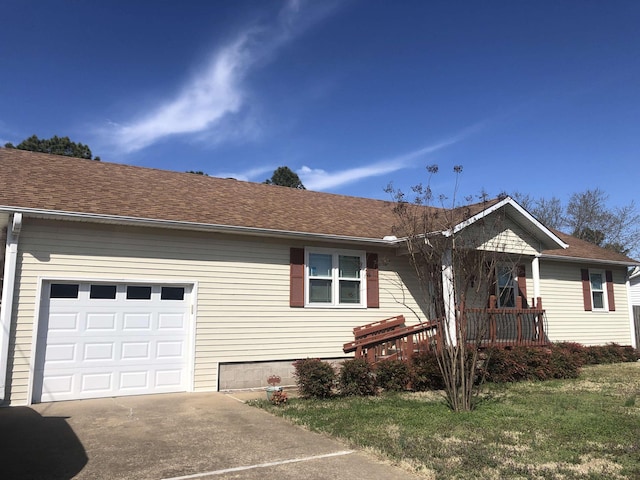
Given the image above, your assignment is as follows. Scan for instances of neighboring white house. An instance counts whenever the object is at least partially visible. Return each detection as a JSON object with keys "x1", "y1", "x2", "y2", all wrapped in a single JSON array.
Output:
[
  {"x1": 0, "y1": 149, "x2": 638, "y2": 406},
  {"x1": 630, "y1": 267, "x2": 640, "y2": 306},
  {"x1": 630, "y1": 267, "x2": 640, "y2": 349}
]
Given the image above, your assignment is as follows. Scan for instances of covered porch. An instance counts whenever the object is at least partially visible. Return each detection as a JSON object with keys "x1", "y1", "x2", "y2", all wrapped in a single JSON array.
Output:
[{"x1": 343, "y1": 297, "x2": 548, "y2": 364}]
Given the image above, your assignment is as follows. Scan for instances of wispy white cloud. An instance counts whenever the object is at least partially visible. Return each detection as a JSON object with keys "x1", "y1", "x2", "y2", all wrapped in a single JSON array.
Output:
[
  {"x1": 299, "y1": 161, "x2": 404, "y2": 191},
  {"x1": 106, "y1": 37, "x2": 248, "y2": 153},
  {"x1": 213, "y1": 165, "x2": 275, "y2": 182},
  {"x1": 298, "y1": 121, "x2": 486, "y2": 191},
  {"x1": 100, "y1": 0, "x2": 338, "y2": 154}
]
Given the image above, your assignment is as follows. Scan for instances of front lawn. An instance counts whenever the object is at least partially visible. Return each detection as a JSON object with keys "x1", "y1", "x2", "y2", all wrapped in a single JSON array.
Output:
[{"x1": 251, "y1": 363, "x2": 640, "y2": 479}]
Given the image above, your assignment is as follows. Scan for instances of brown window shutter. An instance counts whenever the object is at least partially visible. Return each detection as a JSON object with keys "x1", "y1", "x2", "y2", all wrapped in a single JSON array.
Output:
[
  {"x1": 290, "y1": 248, "x2": 305, "y2": 307},
  {"x1": 516, "y1": 264, "x2": 528, "y2": 307},
  {"x1": 605, "y1": 270, "x2": 615, "y2": 311},
  {"x1": 366, "y1": 253, "x2": 379, "y2": 308},
  {"x1": 581, "y1": 269, "x2": 592, "y2": 311}
]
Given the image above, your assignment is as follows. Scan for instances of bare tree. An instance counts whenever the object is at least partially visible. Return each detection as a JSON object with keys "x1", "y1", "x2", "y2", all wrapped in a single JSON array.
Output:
[
  {"x1": 533, "y1": 197, "x2": 564, "y2": 230},
  {"x1": 566, "y1": 189, "x2": 639, "y2": 256},
  {"x1": 565, "y1": 188, "x2": 610, "y2": 237},
  {"x1": 387, "y1": 166, "x2": 515, "y2": 411},
  {"x1": 512, "y1": 192, "x2": 563, "y2": 229},
  {"x1": 514, "y1": 188, "x2": 639, "y2": 257}
]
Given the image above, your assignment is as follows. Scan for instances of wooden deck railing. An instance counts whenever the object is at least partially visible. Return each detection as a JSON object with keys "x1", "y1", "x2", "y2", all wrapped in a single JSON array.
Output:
[
  {"x1": 463, "y1": 296, "x2": 548, "y2": 347},
  {"x1": 343, "y1": 315, "x2": 440, "y2": 363},
  {"x1": 344, "y1": 298, "x2": 549, "y2": 364}
]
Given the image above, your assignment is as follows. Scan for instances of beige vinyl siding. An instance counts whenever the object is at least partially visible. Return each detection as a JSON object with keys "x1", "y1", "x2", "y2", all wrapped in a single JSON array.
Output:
[
  {"x1": 468, "y1": 216, "x2": 540, "y2": 256},
  {"x1": 7, "y1": 219, "x2": 428, "y2": 405},
  {"x1": 539, "y1": 260, "x2": 632, "y2": 345},
  {"x1": 630, "y1": 276, "x2": 640, "y2": 306}
]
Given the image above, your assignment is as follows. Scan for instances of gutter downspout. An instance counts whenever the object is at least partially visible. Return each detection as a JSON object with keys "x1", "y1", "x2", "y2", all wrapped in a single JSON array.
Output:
[{"x1": 0, "y1": 213, "x2": 22, "y2": 402}]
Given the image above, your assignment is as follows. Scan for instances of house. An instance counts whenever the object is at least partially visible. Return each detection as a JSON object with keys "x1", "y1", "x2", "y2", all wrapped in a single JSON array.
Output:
[
  {"x1": 630, "y1": 268, "x2": 640, "y2": 305},
  {"x1": 0, "y1": 149, "x2": 637, "y2": 406},
  {"x1": 630, "y1": 267, "x2": 640, "y2": 347}
]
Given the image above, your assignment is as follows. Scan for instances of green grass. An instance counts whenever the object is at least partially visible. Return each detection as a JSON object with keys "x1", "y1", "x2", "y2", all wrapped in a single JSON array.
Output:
[{"x1": 251, "y1": 363, "x2": 640, "y2": 479}]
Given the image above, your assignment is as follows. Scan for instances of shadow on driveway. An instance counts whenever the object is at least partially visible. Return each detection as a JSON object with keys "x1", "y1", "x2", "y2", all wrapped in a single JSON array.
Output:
[
  {"x1": 1, "y1": 393, "x2": 418, "y2": 479},
  {"x1": 0, "y1": 406, "x2": 87, "y2": 479}
]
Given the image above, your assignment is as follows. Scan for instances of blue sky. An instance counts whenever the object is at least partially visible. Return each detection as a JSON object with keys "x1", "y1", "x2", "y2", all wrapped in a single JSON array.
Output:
[{"x1": 1, "y1": 0, "x2": 639, "y2": 207}]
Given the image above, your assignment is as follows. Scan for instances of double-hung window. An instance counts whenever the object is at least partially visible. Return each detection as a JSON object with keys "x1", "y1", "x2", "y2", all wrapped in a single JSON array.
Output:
[
  {"x1": 580, "y1": 268, "x2": 615, "y2": 312},
  {"x1": 306, "y1": 249, "x2": 365, "y2": 307},
  {"x1": 589, "y1": 270, "x2": 606, "y2": 310}
]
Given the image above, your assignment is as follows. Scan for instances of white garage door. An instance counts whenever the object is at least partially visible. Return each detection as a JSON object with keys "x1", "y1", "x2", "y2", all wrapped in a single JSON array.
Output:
[{"x1": 34, "y1": 282, "x2": 192, "y2": 403}]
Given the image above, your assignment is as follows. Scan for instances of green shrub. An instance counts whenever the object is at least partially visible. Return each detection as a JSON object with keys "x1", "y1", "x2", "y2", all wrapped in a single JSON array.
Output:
[
  {"x1": 549, "y1": 344, "x2": 582, "y2": 379},
  {"x1": 483, "y1": 346, "x2": 582, "y2": 383},
  {"x1": 292, "y1": 358, "x2": 336, "y2": 398},
  {"x1": 553, "y1": 342, "x2": 588, "y2": 366},
  {"x1": 483, "y1": 347, "x2": 536, "y2": 383},
  {"x1": 339, "y1": 358, "x2": 377, "y2": 396},
  {"x1": 584, "y1": 343, "x2": 639, "y2": 364},
  {"x1": 619, "y1": 345, "x2": 640, "y2": 362},
  {"x1": 411, "y1": 351, "x2": 445, "y2": 391},
  {"x1": 375, "y1": 359, "x2": 411, "y2": 391},
  {"x1": 551, "y1": 342, "x2": 638, "y2": 367}
]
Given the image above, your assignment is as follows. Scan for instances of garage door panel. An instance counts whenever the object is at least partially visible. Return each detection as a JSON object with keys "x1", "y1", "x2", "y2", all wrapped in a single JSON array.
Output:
[
  {"x1": 120, "y1": 371, "x2": 149, "y2": 390},
  {"x1": 81, "y1": 372, "x2": 113, "y2": 393},
  {"x1": 86, "y1": 313, "x2": 117, "y2": 331},
  {"x1": 156, "y1": 340, "x2": 184, "y2": 359},
  {"x1": 45, "y1": 343, "x2": 77, "y2": 363},
  {"x1": 48, "y1": 313, "x2": 81, "y2": 332},
  {"x1": 42, "y1": 375, "x2": 74, "y2": 397},
  {"x1": 158, "y1": 313, "x2": 186, "y2": 330},
  {"x1": 83, "y1": 342, "x2": 115, "y2": 362},
  {"x1": 123, "y1": 313, "x2": 152, "y2": 330},
  {"x1": 156, "y1": 369, "x2": 183, "y2": 388},
  {"x1": 121, "y1": 342, "x2": 151, "y2": 360},
  {"x1": 36, "y1": 282, "x2": 191, "y2": 403}
]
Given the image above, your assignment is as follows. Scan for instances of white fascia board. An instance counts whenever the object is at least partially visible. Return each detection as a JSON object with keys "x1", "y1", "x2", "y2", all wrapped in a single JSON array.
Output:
[
  {"x1": 629, "y1": 266, "x2": 640, "y2": 279},
  {"x1": 539, "y1": 253, "x2": 640, "y2": 267},
  {"x1": 0, "y1": 206, "x2": 397, "y2": 247},
  {"x1": 443, "y1": 197, "x2": 568, "y2": 249}
]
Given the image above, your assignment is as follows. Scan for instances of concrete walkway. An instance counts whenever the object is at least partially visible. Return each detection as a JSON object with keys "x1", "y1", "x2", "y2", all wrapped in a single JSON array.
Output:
[{"x1": 0, "y1": 392, "x2": 419, "y2": 479}]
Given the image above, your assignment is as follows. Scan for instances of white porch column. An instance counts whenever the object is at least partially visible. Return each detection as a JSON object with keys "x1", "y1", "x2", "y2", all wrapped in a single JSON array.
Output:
[
  {"x1": 0, "y1": 213, "x2": 22, "y2": 401},
  {"x1": 441, "y1": 248, "x2": 457, "y2": 346},
  {"x1": 532, "y1": 256, "x2": 541, "y2": 305}
]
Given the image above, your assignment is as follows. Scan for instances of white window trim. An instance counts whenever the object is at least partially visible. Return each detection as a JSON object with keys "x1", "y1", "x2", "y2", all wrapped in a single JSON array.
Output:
[
  {"x1": 304, "y1": 247, "x2": 367, "y2": 308},
  {"x1": 589, "y1": 269, "x2": 609, "y2": 311}
]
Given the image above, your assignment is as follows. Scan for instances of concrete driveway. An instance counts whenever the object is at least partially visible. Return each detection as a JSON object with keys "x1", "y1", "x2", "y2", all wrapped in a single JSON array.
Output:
[{"x1": 0, "y1": 392, "x2": 418, "y2": 479}]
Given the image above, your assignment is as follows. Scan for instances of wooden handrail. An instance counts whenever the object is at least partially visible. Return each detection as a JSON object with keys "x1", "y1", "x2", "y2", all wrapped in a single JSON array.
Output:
[
  {"x1": 352, "y1": 315, "x2": 405, "y2": 340},
  {"x1": 345, "y1": 301, "x2": 550, "y2": 366},
  {"x1": 343, "y1": 320, "x2": 440, "y2": 353}
]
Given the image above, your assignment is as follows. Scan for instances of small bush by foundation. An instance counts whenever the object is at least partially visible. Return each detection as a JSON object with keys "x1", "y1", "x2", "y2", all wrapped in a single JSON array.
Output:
[
  {"x1": 339, "y1": 358, "x2": 377, "y2": 396},
  {"x1": 321, "y1": 343, "x2": 637, "y2": 396},
  {"x1": 375, "y1": 359, "x2": 411, "y2": 391},
  {"x1": 292, "y1": 358, "x2": 336, "y2": 398},
  {"x1": 481, "y1": 342, "x2": 638, "y2": 384},
  {"x1": 411, "y1": 351, "x2": 445, "y2": 391},
  {"x1": 584, "y1": 343, "x2": 639, "y2": 364}
]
